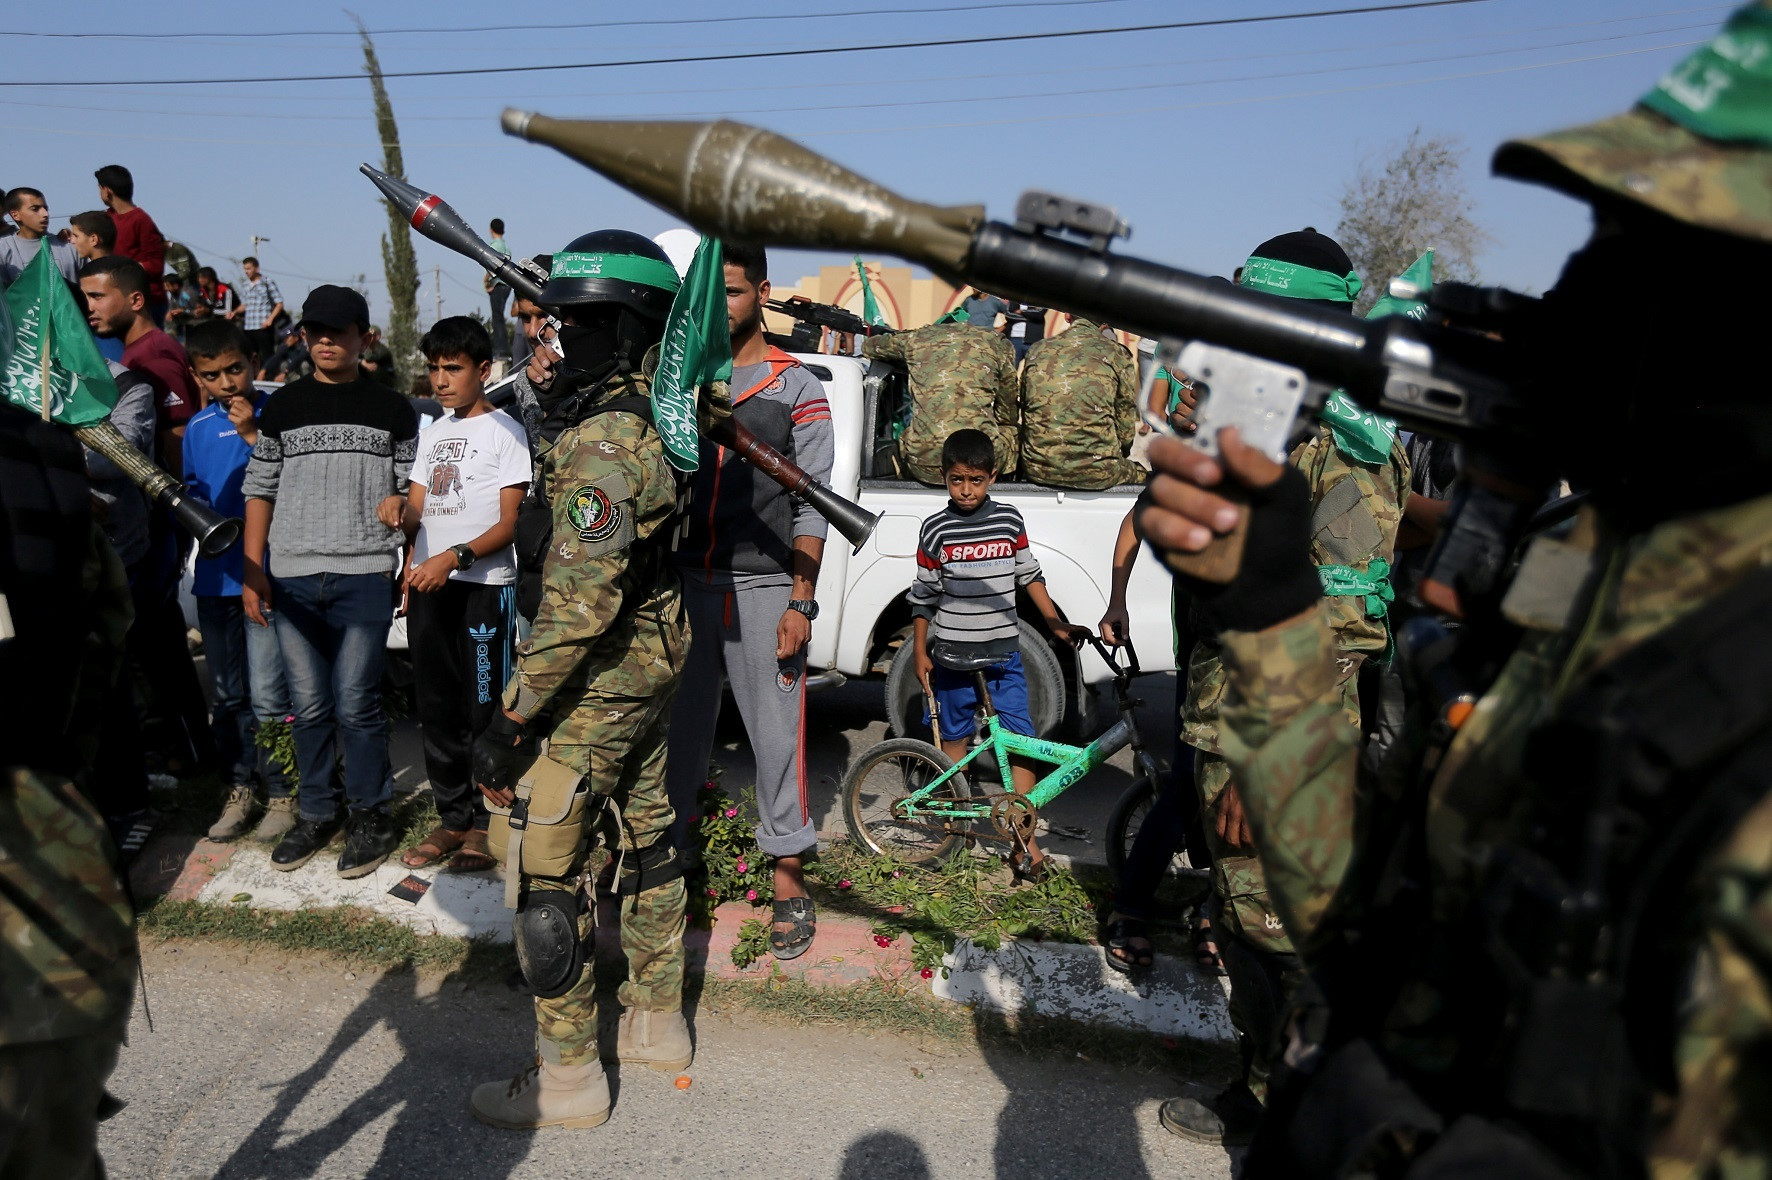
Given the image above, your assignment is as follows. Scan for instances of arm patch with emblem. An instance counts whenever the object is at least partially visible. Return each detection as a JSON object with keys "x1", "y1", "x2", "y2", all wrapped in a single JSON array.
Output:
[{"x1": 561, "y1": 473, "x2": 635, "y2": 557}]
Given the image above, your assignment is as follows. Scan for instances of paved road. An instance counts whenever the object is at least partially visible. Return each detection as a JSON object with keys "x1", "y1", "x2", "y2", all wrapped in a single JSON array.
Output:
[{"x1": 103, "y1": 942, "x2": 1232, "y2": 1180}]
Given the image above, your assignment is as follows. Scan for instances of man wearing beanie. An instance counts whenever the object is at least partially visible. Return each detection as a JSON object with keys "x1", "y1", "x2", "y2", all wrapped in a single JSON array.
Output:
[{"x1": 1163, "y1": 228, "x2": 1410, "y2": 1146}]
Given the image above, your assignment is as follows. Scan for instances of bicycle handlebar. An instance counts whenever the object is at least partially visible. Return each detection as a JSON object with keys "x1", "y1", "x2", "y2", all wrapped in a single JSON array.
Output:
[{"x1": 1084, "y1": 634, "x2": 1141, "y2": 680}]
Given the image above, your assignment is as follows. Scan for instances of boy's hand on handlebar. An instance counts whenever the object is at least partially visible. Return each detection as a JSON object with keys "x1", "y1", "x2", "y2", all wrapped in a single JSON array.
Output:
[
  {"x1": 1097, "y1": 606, "x2": 1129, "y2": 646},
  {"x1": 1048, "y1": 620, "x2": 1091, "y2": 646}
]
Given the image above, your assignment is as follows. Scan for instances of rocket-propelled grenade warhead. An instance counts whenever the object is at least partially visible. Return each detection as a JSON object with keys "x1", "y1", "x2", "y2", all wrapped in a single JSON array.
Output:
[
  {"x1": 499, "y1": 111, "x2": 982, "y2": 279},
  {"x1": 358, "y1": 163, "x2": 547, "y2": 305}
]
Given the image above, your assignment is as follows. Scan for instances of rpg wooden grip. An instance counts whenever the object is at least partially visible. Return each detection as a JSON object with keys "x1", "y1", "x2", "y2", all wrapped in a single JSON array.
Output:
[{"x1": 1160, "y1": 493, "x2": 1249, "y2": 585}]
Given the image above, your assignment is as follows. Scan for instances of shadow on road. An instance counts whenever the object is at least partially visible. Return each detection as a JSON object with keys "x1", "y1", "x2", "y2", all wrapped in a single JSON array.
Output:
[
  {"x1": 839, "y1": 1130, "x2": 934, "y2": 1179},
  {"x1": 209, "y1": 940, "x2": 533, "y2": 1180}
]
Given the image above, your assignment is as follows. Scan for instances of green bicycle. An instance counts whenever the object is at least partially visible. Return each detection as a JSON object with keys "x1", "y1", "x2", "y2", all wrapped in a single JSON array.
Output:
[{"x1": 841, "y1": 636, "x2": 1162, "y2": 866}]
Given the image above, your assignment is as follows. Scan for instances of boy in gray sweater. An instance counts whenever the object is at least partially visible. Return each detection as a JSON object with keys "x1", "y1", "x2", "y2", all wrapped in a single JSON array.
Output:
[{"x1": 241, "y1": 285, "x2": 417, "y2": 879}]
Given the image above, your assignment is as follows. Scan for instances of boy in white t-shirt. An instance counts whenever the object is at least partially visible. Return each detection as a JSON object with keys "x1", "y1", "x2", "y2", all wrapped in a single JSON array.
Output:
[{"x1": 397, "y1": 317, "x2": 532, "y2": 871}]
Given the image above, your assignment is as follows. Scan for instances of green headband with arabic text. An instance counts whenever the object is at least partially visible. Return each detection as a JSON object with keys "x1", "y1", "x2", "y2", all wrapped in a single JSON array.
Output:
[
  {"x1": 1238, "y1": 255, "x2": 1362, "y2": 304},
  {"x1": 549, "y1": 251, "x2": 682, "y2": 293}
]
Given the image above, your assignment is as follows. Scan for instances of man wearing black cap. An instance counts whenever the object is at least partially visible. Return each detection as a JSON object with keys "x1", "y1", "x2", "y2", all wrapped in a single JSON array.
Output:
[{"x1": 241, "y1": 284, "x2": 418, "y2": 879}]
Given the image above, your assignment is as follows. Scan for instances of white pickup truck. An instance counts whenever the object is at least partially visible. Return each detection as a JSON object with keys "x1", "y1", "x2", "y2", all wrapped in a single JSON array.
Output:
[{"x1": 794, "y1": 352, "x2": 1173, "y2": 739}]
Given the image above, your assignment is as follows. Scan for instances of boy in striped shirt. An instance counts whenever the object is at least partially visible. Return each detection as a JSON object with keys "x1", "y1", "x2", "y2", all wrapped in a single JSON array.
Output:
[{"x1": 908, "y1": 429, "x2": 1088, "y2": 880}]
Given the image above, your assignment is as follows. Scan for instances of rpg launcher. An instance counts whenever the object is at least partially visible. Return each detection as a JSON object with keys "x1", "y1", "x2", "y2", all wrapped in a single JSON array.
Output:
[
  {"x1": 359, "y1": 162, "x2": 878, "y2": 555},
  {"x1": 499, "y1": 110, "x2": 1548, "y2": 606}
]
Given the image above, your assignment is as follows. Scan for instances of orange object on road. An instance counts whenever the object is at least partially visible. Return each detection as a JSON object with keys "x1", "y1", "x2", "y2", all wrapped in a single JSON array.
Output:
[{"x1": 675, "y1": 1075, "x2": 693, "y2": 1090}]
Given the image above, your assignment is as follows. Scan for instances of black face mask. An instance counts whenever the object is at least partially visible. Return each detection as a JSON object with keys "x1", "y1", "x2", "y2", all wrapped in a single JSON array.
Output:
[{"x1": 1519, "y1": 217, "x2": 1772, "y2": 525}]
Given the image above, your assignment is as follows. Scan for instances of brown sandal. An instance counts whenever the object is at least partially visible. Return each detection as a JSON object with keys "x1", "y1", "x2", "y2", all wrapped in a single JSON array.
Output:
[
  {"x1": 448, "y1": 828, "x2": 497, "y2": 874},
  {"x1": 401, "y1": 825, "x2": 467, "y2": 868}
]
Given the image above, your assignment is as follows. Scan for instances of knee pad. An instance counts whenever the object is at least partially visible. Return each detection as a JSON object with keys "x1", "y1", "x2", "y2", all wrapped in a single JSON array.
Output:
[
  {"x1": 616, "y1": 838, "x2": 685, "y2": 897},
  {"x1": 513, "y1": 887, "x2": 587, "y2": 999}
]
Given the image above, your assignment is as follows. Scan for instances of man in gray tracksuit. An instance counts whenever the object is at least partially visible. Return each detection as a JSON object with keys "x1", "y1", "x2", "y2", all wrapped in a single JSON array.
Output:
[{"x1": 664, "y1": 240, "x2": 834, "y2": 961}]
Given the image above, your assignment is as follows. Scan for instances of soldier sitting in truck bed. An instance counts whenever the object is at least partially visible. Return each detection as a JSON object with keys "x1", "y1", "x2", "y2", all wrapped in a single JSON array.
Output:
[
  {"x1": 1018, "y1": 313, "x2": 1144, "y2": 490},
  {"x1": 862, "y1": 310, "x2": 1019, "y2": 486}
]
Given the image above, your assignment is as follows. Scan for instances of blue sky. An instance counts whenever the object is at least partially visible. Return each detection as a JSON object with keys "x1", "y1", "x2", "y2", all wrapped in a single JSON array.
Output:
[{"x1": 0, "y1": 0, "x2": 1723, "y2": 326}]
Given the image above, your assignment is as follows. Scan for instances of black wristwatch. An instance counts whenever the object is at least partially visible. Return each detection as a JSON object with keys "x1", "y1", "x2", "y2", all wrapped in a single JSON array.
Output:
[
  {"x1": 449, "y1": 543, "x2": 478, "y2": 572},
  {"x1": 787, "y1": 598, "x2": 819, "y2": 621}
]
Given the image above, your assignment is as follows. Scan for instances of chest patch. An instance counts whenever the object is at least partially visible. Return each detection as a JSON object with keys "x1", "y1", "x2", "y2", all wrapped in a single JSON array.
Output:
[{"x1": 566, "y1": 484, "x2": 622, "y2": 542}]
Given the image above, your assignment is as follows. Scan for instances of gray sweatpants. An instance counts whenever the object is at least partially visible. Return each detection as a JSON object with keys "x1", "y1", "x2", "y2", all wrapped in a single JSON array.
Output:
[{"x1": 665, "y1": 580, "x2": 817, "y2": 859}]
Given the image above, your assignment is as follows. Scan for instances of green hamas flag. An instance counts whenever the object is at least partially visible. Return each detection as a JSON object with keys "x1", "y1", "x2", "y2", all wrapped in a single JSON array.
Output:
[
  {"x1": 1317, "y1": 250, "x2": 1434, "y2": 464},
  {"x1": 854, "y1": 256, "x2": 887, "y2": 328},
  {"x1": 0, "y1": 246, "x2": 119, "y2": 426},
  {"x1": 652, "y1": 236, "x2": 733, "y2": 472}
]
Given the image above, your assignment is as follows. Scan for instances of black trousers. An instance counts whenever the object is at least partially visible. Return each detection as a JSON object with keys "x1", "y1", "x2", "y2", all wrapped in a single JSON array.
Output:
[{"x1": 408, "y1": 579, "x2": 517, "y2": 831}]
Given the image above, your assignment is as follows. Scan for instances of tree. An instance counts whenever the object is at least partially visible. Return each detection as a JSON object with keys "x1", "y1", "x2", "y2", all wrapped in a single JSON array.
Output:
[
  {"x1": 355, "y1": 17, "x2": 420, "y2": 380},
  {"x1": 1336, "y1": 128, "x2": 1487, "y2": 315}
]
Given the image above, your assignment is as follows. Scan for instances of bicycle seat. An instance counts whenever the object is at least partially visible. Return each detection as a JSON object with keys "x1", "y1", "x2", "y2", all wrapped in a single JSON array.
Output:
[{"x1": 930, "y1": 641, "x2": 1011, "y2": 673}]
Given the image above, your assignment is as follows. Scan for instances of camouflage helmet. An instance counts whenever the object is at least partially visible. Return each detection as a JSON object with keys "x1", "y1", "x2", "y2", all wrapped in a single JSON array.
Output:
[{"x1": 1495, "y1": 2, "x2": 1772, "y2": 242}]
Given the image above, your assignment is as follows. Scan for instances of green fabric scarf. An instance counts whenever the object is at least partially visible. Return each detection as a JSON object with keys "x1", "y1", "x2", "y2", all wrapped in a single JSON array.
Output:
[{"x1": 1239, "y1": 255, "x2": 1362, "y2": 304}]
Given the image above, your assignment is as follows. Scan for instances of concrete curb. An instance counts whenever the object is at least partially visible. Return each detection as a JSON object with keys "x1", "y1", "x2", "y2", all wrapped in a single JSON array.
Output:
[{"x1": 139, "y1": 835, "x2": 1232, "y2": 1043}]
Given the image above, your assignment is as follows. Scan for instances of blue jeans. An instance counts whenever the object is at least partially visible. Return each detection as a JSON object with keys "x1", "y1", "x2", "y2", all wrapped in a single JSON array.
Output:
[
  {"x1": 195, "y1": 595, "x2": 293, "y2": 796},
  {"x1": 272, "y1": 572, "x2": 394, "y2": 820}
]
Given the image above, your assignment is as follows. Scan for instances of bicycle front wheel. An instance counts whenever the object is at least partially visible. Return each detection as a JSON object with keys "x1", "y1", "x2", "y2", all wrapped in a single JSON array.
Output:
[{"x1": 842, "y1": 738, "x2": 972, "y2": 865}]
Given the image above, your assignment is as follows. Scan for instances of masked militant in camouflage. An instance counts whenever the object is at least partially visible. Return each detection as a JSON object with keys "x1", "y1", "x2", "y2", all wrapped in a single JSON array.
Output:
[
  {"x1": 469, "y1": 232, "x2": 693, "y2": 1132},
  {"x1": 1017, "y1": 317, "x2": 1143, "y2": 491}
]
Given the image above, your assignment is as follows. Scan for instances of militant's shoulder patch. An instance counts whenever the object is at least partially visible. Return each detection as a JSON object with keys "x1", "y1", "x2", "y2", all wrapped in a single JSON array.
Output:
[{"x1": 558, "y1": 472, "x2": 636, "y2": 559}]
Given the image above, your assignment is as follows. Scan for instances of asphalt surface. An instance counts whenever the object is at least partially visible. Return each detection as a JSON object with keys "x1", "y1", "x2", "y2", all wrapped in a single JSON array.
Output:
[{"x1": 102, "y1": 942, "x2": 1233, "y2": 1180}]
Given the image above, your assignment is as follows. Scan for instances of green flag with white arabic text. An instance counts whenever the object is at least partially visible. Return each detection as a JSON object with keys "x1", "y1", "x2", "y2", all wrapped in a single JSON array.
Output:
[
  {"x1": 0, "y1": 246, "x2": 119, "y2": 426},
  {"x1": 652, "y1": 236, "x2": 733, "y2": 472},
  {"x1": 854, "y1": 257, "x2": 887, "y2": 328}
]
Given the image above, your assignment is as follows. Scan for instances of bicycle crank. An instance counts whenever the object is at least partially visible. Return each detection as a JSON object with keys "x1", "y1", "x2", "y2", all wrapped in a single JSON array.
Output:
[{"x1": 990, "y1": 794, "x2": 1037, "y2": 844}]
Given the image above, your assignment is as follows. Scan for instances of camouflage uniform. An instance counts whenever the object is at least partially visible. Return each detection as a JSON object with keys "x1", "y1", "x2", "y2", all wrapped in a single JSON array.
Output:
[
  {"x1": 503, "y1": 365, "x2": 689, "y2": 1066},
  {"x1": 0, "y1": 409, "x2": 137, "y2": 1179},
  {"x1": 862, "y1": 323, "x2": 1019, "y2": 484},
  {"x1": 1184, "y1": 425, "x2": 1406, "y2": 1097},
  {"x1": 1017, "y1": 318, "x2": 1144, "y2": 490},
  {"x1": 1219, "y1": 497, "x2": 1772, "y2": 1175},
  {"x1": 1199, "y1": 9, "x2": 1772, "y2": 1169}
]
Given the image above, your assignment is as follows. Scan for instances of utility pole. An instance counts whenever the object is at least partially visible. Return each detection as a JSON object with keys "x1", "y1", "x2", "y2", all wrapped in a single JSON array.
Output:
[
  {"x1": 250, "y1": 234, "x2": 269, "y2": 258},
  {"x1": 434, "y1": 264, "x2": 442, "y2": 324}
]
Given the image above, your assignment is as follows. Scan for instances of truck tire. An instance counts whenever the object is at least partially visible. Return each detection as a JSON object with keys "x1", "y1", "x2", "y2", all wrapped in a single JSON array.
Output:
[{"x1": 884, "y1": 619, "x2": 1064, "y2": 739}]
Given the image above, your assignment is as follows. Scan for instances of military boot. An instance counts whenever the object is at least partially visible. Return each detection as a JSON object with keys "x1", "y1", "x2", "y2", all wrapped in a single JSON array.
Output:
[
  {"x1": 1158, "y1": 1083, "x2": 1263, "y2": 1146},
  {"x1": 616, "y1": 1007, "x2": 693, "y2": 1072},
  {"x1": 252, "y1": 795, "x2": 298, "y2": 842},
  {"x1": 469, "y1": 1056, "x2": 610, "y2": 1130},
  {"x1": 207, "y1": 785, "x2": 258, "y2": 840}
]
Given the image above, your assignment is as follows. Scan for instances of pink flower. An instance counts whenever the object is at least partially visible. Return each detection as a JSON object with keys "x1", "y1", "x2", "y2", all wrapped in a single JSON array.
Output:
[
  {"x1": 874, "y1": 935, "x2": 892, "y2": 948},
  {"x1": 283, "y1": 714, "x2": 296, "y2": 723},
  {"x1": 724, "y1": 808, "x2": 738, "y2": 819},
  {"x1": 920, "y1": 968, "x2": 934, "y2": 980},
  {"x1": 687, "y1": 815, "x2": 701, "y2": 826},
  {"x1": 746, "y1": 889, "x2": 758, "y2": 902},
  {"x1": 892, "y1": 870, "x2": 902, "y2": 879},
  {"x1": 705, "y1": 888, "x2": 717, "y2": 897},
  {"x1": 838, "y1": 879, "x2": 852, "y2": 890},
  {"x1": 704, "y1": 780, "x2": 717, "y2": 789},
  {"x1": 735, "y1": 860, "x2": 748, "y2": 874}
]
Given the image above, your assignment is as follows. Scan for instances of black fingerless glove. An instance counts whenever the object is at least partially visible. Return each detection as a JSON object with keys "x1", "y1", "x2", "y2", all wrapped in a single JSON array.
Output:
[
  {"x1": 1146, "y1": 466, "x2": 1321, "y2": 634},
  {"x1": 472, "y1": 711, "x2": 533, "y2": 795}
]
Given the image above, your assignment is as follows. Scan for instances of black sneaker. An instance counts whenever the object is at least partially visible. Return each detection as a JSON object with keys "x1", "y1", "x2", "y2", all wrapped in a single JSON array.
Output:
[
  {"x1": 1158, "y1": 1083, "x2": 1263, "y2": 1146},
  {"x1": 271, "y1": 814, "x2": 340, "y2": 872},
  {"x1": 337, "y1": 809, "x2": 396, "y2": 880}
]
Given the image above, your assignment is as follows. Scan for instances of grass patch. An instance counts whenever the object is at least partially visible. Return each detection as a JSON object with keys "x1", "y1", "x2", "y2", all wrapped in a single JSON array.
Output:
[{"x1": 139, "y1": 897, "x2": 506, "y2": 979}]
